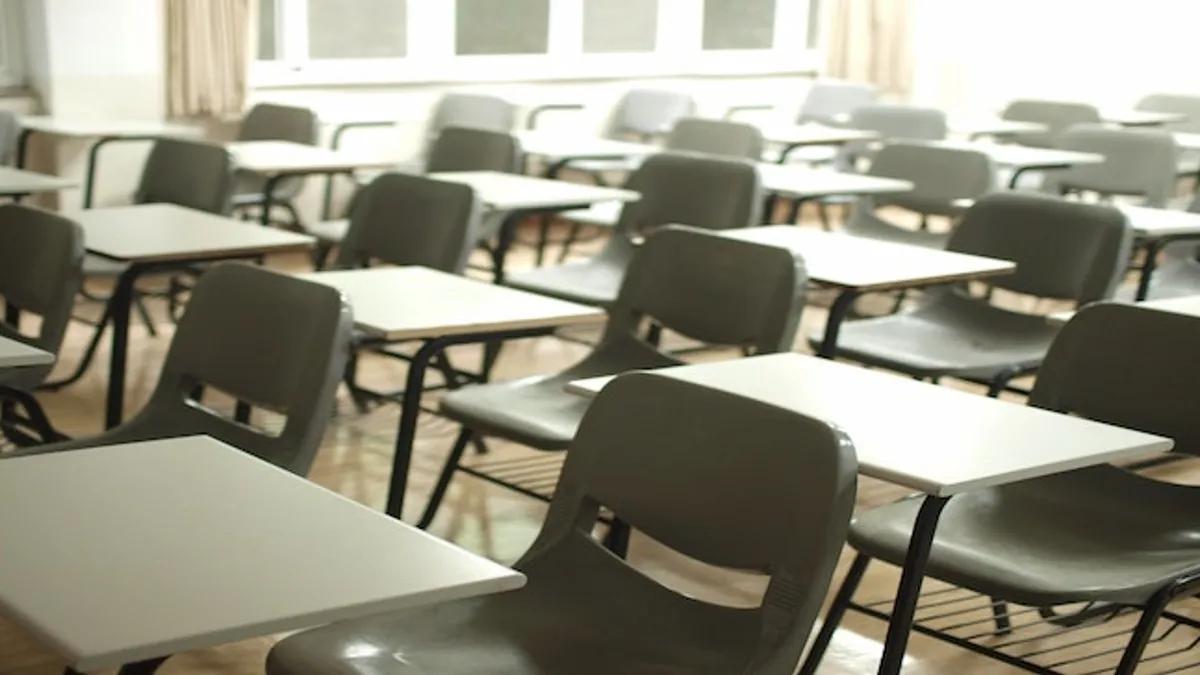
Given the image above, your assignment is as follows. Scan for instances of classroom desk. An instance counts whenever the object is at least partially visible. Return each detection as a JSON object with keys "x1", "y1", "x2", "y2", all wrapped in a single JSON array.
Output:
[
  {"x1": 953, "y1": 118, "x2": 1048, "y2": 139},
  {"x1": 719, "y1": 226, "x2": 1015, "y2": 356},
  {"x1": 560, "y1": 165, "x2": 913, "y2": 229},
  {"x1": 565, "y1": 353, "x2": 1172, "y2": 675},
  {"x1": 227, "y1": 140, "x2": 397, "y2": 227},
  {"x1": 0, "y1": 335, "x2": 52, "y2": 370},
  {"x1": 427, "y1": 170, "x2": 640, "y2": 277},
  {"x1": 71, "y1": 204, "x2": 314, "y2": 428},
  {"x1": 15, "y1": 116, "x2": 201, "y2": 208},
  {"x1": 298, "y1": 266, "x2": 605, "y2": 520},
  {"x1": 515, "y1": 130, "x2": 661, "y2": 176},
  {"x1": 756, "y1": 123, "x2": 881, "y2": 163},
  {"x1": 1115, "y1": 205, "x2": 1200, "y2": 300},
  {"x1": 0, "y1": 435, "x2": 523, "y2": 674},
  {"x1": 0, "y1": 166, "x2": 76, "y2": 200},
  {"x1": 1103, "y1": 109, "x2": 1187, "y2": 127},
  {"x1": 928, "y1": 140, "x2": 1104, "y2": 188}
]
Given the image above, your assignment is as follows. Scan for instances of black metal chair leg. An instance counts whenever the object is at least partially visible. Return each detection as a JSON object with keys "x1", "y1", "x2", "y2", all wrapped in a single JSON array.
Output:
[
  {"x1": 990, "y1": 597, "x2": 1013, "y2": 636},
  {"x1": 342, "y1": 349, "x2": 372, "y2": 414},
  {"x1": 1114, "y1": 587, "x2": 1175, "y2": 674},
  {"x1": 818, "y1": 203, "x2": 833, "y2": 231},
  {"x1": 602, "y1": 517, "x2": 631, "y2": 558},
  {"x1": 557, "y1": 222, "x2": 585, "y2": 263},
  {"x1": 417, "y1": 428, "x2": 474, "y2": 529},
  {"x1": 133, "y1": 293, "x2": 157, "y2": 337},
  {"x1": 798, "y1": 553, "x2": 872, "y2": 675},
  {"x1": 281, "y1": 201, "x2": 303, "y2": 231}
]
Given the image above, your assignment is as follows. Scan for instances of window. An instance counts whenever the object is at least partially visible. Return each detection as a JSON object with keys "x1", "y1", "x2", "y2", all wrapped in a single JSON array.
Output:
[
  {"x1": 254, "y1": 0, "x2": 818, "y2": 86},
  {"x1": 0, "y1": 0, "x2": 25, "y2": 88}
]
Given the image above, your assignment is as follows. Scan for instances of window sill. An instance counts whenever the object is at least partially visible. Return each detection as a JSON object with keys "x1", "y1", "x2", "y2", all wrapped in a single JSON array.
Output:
[{"x1": 252, "y1": 51, "x2": 821, "y2": 90}]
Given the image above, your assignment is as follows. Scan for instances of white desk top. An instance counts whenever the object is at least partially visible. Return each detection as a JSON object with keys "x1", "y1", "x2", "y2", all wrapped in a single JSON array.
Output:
[
  {"x1": 228, "y1": 140, "x2": 397, "y2": 175},
  {"x1": 1050, "y1": 295, "x2": 1200, "y2": 325},
  {"x1": 0, "y1": 335, "x2": 54, "y2": 369},
  {"x1": 721, "y1": 226, "x2": 1015, "y2": 291},
  {"x1": 757, "y1": 165, "x2": 913, "y2": 200},
  {"x1": 1117, "y1": 204, "x2": 1200, "y2": 238},
  {"x1": 299, "y1": 266, "x2": 605, "y2": 340},
  {"x1": 930, "y1": 140, "x2": 1104, "y2": 170},
  {"x1": 951, "y1": 118, "x2": 1048, "y2": 137},
  {"x1": 515, "y1": 130, "x2": 660, "y2": 162},
  {"x1": 1103, "y1": 109, "x2": 1187, "y2": 127},
  {"x1": 428, "y1": 171, "x2": 640, "y2": 212},
  {"x1": 0, "y1": 436, "x2": 524, "y2": 671},
  {"x1": 0, "y1": 166, "x2": 75, "y2": 195},
  {"x1": 758, "y1": 123, "x2": 880, "y2": 147},
  {"x1": 71, "y1": 204, "x2": 314, "y2": 263},
  {"x1": 1174, "y1": 132, "x2": 1200, "y2": 152},
  {"x1": 19, "y1": 116, "x2": 201, "y2": 138},
  {"x1": 566, "y1": 354, "x2": 1171, "y2": 496}
]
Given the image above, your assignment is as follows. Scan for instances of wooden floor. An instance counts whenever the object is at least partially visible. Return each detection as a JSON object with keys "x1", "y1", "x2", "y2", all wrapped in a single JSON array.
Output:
[{"x1": 9, "y1": 219, "x2": 1200, "y2": 675}]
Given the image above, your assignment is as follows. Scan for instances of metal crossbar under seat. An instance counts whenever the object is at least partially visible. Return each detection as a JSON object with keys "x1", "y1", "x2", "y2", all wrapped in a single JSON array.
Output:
[{"x1": 844, "y1": 576, "x2": 1200, "y2": 675}]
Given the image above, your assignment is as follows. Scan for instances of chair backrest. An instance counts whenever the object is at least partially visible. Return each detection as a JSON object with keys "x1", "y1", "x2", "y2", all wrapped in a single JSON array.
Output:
[
  {"x1": 0, "y1": 205, "x2": 84, "y2": 388},
  {"x1": 1000, "y1": 99, "x2": 1102, "y2": 148},
  {"x1": 665, "y1": 117, "x2": 765, "y2": 160},
  {"x1": 946, "y1": 192, "x2": 1132, "y2": 304},
  {"x1": 0, "y1": 110, "x2": 18, "y2": 164},
  {"x1": 135, "y1": 138, "x2": 235, "y2": 215},
  {"x1": 1135, "y1": 93, "x2": 1200, "y2": 133},
  {"x1": 424, "y1": 126, "x2": 522, "y2": 174},
  {"x1": 601, "y1": 225, "x2": 807, "y2": 355},
  {"x1": 605, "y1": 88, "x2": 697, "y2": 139},
  {"x1": 428, "y1": 92, "x2": 517, "y2": 137},
  {"x1": 1032, "y1": 302, "x2": 1200, "y2": 456},
  {"x1": 613, "y1": 152, "x2": 763, "y2": 236},
  {"x1": 797, "y1": 80, "x2": 878, "y2": 126},
  {"x1": 335, "y1": 172, "x2": 483, "y2": 273},
  {"x1": 522, "y1": 371, "x2": 856, "y2": 675},
  {"x1": 125, "y1": 264, "x2": 353, "y2": 475},
  {"x1": 1045, "y1": 124, "x2": 1179, "y2": 208},
  {"x1": 837, "y1": 104, "x2": 949, "y2": 170},
  {"x1": 237, "y1": 103, "x2": 320, "y2": 145},
  {"x1": 862, "y1": 141, "x2": 996, "y2": 217}
]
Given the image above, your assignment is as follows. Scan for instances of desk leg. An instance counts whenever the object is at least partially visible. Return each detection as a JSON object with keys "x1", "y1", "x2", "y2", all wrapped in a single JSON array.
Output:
[
  {"x1": 785, "y1": 196, "x2": 813, "y2": 225},
  {"x1": 817, "y1": 290, "x2": 860, "y2": 359},
  {"x1": 876, "y1": 495, "x2": 949, "y2": 675},
  {"x1": 14, "y1": 128, "x2": 34, "y2": 169},
  {"x1": 386, "y1": 336, "x2": 449, "y2": 519},
  {"x1": 1136, "y1": 239, "x2": 1165, "y2": 301},
  {"x1": 491, "y1": 213, "x2": 522, "y2": 284},
  {"x1": 104, "y1": 266, "x2": 141, "y2": 429},
  {"x1": 260, "y1": 174, "x2": 282, "y2": 227},
  {"x1": 117, "y1": 657, "x2": 170, "y2": 675},
  {"x1": 81, "y1": 136, "x2": 125, "y2": 209}
]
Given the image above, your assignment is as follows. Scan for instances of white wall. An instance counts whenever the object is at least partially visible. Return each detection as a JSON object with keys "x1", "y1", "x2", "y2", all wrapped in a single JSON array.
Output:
[{"x1": 910, "y1": 0, "x2": 1200, "y2": 113}]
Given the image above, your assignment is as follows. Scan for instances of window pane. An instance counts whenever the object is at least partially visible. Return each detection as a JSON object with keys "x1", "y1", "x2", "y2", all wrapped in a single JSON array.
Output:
[
  {"x1": 308, "y1": 0, "x2": 406, "y2": 59},
  {"x1": 455, "y1": 0, "x2": 549, "y2": 55},
  {"x1": 702, "y1": 0, "x2": 776, "y2": 50},
  {"x1": 583, "y1": 0, "x2": 657, "y2": 53},
  {"x1": 258, "y1": 0, "x2": 279, "y2": 60}
]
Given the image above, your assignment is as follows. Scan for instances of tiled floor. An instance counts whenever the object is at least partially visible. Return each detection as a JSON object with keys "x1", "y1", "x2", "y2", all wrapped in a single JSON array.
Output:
[{"x1": 8, "y1": 218, "x2": 1198, "y2": 675}]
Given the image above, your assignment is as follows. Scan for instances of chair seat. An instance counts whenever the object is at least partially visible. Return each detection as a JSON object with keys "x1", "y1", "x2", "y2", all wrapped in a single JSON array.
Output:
[
  {"x1": 266, "y1": 534, "x2": 760, "y2": 675},
  {"x1": 83, "y1": 253, "x2": 129, "y2": 277},
  {"x1": 304, "y1": 219, "x2": 349, "y2": 244},
  {"x1": 813, "y1": 291, "x2": 1059, "y2": 380},
  {"x1": 557, "y1": 201, "x2": 622, "y2": 229},
  {"x1": 440, "y1": 372, "x2": 587, "y2": 450},
  {"x1": 850, "y1": 466, "x2": 1200, "y2": 607},
  {"x1": 504, "y1": 256, "x2": 626, "y2": 307},
  {"x1": 843, "y1": 212, "x2": 951, "y2": 249}
]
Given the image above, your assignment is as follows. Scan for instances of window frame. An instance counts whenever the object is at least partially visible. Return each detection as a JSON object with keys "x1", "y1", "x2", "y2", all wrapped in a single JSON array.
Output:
[
  {"x1": 0, "y1": 0, "x2": 25, "y2": 88},
  {"x1": 252, "y1": 0, "x2": 819, "y2": 88}
]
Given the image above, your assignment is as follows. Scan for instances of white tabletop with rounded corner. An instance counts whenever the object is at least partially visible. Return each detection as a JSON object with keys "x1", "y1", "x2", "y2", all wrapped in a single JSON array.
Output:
[
  {"x1": 0, "y1": 435, "x2": 525, "y2": 672},
  {"x1": 1049, "y1": 295, "x2": 1200, "y2": 325},
  {"x1": 18, "y1": 116, "x2": 202, "y2": 138},
  {"x1": 428, "y1": 170, "x2": 640, "y2": 212},
  {"x1": 565, "y1": 353, "x2": 1172, "y2": 496},
  {"x1": 0, "y1": 336, "x2": 53, "y2": 369},
  {"x1": 298, "y1": 266, "x2": 606, "y2": 340},
  {"x1": 1116, "y1": 204, "x2": 1200, "y2": 238},
  {"x1": 0, "y1": 166, "x2": 76, "y2": 196},
  {"x1": 514, "y1": 131, "x2": 660, "y2": 164},
  {"x1": 227, "y1": 140, "x2": 398, "y2": 175}
]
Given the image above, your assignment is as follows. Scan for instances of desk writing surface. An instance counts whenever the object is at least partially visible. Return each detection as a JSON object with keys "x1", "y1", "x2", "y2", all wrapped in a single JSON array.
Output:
[
  {"x1": 567, "y1": 354, "x2": 1171, "y2": 496},
  {"x1": 71, "y1": 204, "x2": 314, "y2": 262},
  {"x1": 0, "y1": 336, "x2": 53, "y2": 369},
  {"x1": 299, "y1": 266, "x2": 605, "y2": 340},
  {"x1": 228, "y1": 140, "x2": 396, "y2": 174},
  {"x1": 0, "y1": 436, "x2": 524, "y2": 671},
  {"x1": 19, "y1": 116, "x2": 201, "y2": 138},
  {"x1": 1117, "y1": 204, "x2": 1200, "y2": 238},
  {"x1": 428, "y1": 171, "x2": 639, "y2": 212},
  {"x1": 721, "y1": 226, "x2": 1015, "y2": 291},
  {"x1": 0, "y1": 167, "x2": 76, "y2": 195}
]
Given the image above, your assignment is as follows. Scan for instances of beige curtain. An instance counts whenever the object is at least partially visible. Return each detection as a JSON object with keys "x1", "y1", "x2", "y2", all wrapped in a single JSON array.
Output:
[
  {"x1": 165, "y1": 0, "x2": 251, "y2": 119},
  {"x1": 824, "y1": 0, "x2": 914, "y2": 100}
]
